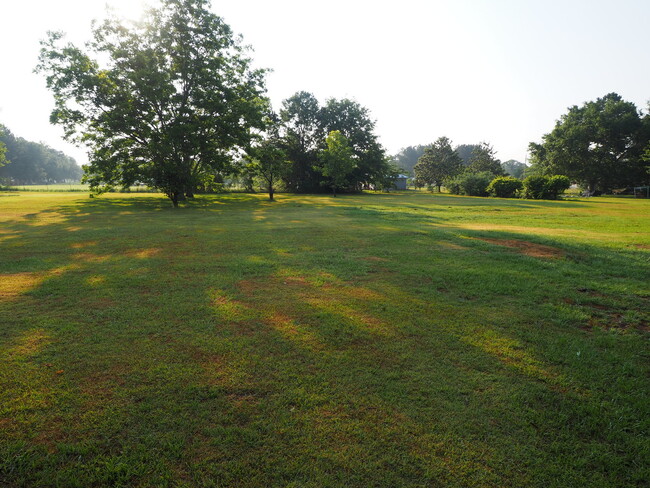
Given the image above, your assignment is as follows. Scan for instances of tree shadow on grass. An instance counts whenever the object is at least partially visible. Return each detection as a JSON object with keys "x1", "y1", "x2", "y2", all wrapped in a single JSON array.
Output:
[{"x1": 1, "y1": 193, "x2": 648, "y2": 486}]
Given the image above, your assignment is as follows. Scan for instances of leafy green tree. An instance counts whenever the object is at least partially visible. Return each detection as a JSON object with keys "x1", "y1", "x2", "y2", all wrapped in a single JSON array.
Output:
[
  {"x1": 246, "y1": 137, "x2": 289, "y2": 201},
  {"x1": 501, "y1": 159, "x2": 527, "y2": 179},
  {"x1": 320, "y1": 98, "x2": 387, "y2": 190},
  {"x1": 37, "y1": 0, "x2": 268, "y2": 206},
  {"x1": 414, "y1": 136, "x2": 462, "y2": 192},
  {"x1": 487, "y1": 176, "x2": 523, "y2": 198},
  {"x1": 279, "y1": 91, "x2": 323, "y2": 192},
  {"x1": 528, "y1": 93, "x2": 649, "y2": 193},
  {"x1": 316, "y1": 131, "x2": 355, "y2": 196},
  {"x1": 0, "y1": 142, "x2": 7, "y2": 170},
  {"x1": 467, "y1": 142, "x2": 505, "y2": 176}
]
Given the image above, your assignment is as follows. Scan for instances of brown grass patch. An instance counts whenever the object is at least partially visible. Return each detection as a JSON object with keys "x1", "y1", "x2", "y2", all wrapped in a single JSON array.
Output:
[{"x1": 478, "y1": 238, "x2": 564, "y2": 259}]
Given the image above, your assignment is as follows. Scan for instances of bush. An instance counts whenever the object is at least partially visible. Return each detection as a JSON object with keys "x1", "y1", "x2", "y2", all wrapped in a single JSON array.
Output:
[
  {"x1": 445, "y1": 172, "x2": 493, "y2": 197},
  {"x1": 546, "y1": 175, "x2": 571, "y2": 199},
  {"x1": 487, "y1": 176, "x2": 523, "y2": 198},
  {"x1": 522, "y1": 175, "x2": 571, "y2": 199}
]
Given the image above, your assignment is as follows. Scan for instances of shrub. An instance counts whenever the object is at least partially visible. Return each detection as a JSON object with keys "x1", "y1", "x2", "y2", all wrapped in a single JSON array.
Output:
[
  {"x1": 522, "y1": 174, "x2": 571, "y2": 199},
  {"x1": 546, "y1": 175, "x2": 571, "y2": 199},
  {"x1": 445, "y1": 172, "x2": 493, "y2": 197},
  {"x1": 487, "y1": 176, "x2": 523, "y2": 198}
]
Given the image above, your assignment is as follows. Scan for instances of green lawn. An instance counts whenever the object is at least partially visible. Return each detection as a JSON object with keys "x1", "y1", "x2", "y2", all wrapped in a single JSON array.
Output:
[{"x1": 1, "y1": 191, "x2": 648, "y2": 487}]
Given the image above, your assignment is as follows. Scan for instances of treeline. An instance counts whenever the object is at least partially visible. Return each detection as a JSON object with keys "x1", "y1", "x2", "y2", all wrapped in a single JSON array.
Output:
[
  {"x1": 0, "y1": 124, "x2": 82, "y2": 185},
  {"x1": 408, "y1": 92, "x2": 650, "y2": 198},
  {"x1": 394, "y1": 143, "x2": 527, "y2": 180}
]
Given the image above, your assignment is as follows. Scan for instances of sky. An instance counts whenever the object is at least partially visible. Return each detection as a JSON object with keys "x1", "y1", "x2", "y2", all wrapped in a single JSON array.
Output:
[{"x1": 1, "y1": 0, "x2": 649, "y2": 166}]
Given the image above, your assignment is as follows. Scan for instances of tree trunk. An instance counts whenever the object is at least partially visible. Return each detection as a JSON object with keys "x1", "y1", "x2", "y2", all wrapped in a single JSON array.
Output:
[
  {"x1": 437, "y1": 184, "x2": 442, "y2": 192},
  {"x1": 332, "y1": 186, "x2": 337, "y2": 197},
  {"x1": 269, "y1": 187, "x2": 274, "y2": 201},
  {"x1": 170, "y1": 192, "x2": 179, "y2": 207}
]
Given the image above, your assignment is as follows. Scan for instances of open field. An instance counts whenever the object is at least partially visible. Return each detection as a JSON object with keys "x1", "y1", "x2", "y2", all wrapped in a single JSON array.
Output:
[{"x1": 1, "y1": 191, "x2": 648, "y2": 487}]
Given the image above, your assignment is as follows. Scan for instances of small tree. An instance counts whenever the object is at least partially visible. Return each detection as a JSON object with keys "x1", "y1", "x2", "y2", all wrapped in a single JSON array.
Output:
[
  {"x1": 414, "y1": 136, "x2": 462, "y2": 191},
  {"x1": 316, "y1": 131, "x2": 356, "y2": 197},
  {"x1": 246, "y1": 138, "x2": 290, "y2": 201},
  {"x1": 487, "y1": 176, "x2": 523, "y2": 198}
]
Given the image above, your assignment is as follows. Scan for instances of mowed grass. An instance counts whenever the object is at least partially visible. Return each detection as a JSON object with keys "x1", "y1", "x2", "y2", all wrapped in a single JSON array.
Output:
[{"x1": 0, "y1": 191, "x2": 648, "y2": 487}]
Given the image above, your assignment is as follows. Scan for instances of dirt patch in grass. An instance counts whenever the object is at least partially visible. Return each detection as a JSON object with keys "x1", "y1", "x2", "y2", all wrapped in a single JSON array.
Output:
[
  {"x1": 478, "y1": 238, "x2": 564, "y2": 259},
  {"x1": 634, "y1": 244, "x2": 650, "y2": 250}
]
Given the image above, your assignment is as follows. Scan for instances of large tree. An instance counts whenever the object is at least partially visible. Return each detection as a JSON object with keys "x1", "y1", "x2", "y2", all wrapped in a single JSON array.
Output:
[
  {"x1": 529, "y1": 93, "x2": 649, "y2": 192},
  {"x1": 278, "y1": 91, "x2": 323, "y2": 192},
  {"x1": 37, "y1": 0, "x2": 268, "y2": 206},
  {"x1": 320, "y1": 98, "x2": 387, "y2": 189},
  {"x1": 414, "y1": 136, "x2": 462, "y2": 191}
]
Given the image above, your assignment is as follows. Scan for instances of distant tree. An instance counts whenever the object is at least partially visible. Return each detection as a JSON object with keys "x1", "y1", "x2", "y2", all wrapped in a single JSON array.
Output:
[
  {"x1": 455, "y1": 144, "x2": 481, "y2": 166},
  {"x1": 394, "y1": 145, "x2": 427, "y2": 174},
  {"x1": 316, "y1": 131, "x2": 356, "y2": 196},
  {"x1": 528, "y1": 93, "x2": 649, "y2": 193},
  {"x1": 414, "y1": 136, "x2": 463, "y2": 192},
  {"x1": 246, "y1": 137, "x2": 289, "y2": 201},
  {"x1": 467, "y1": 142, "x2": 505, "y2": 176},
  {"x1": 279, "y1": 91, "x2": 323, "y2": 192},
  {"x1": 501, "y1": 159, "x2": 527, "y2": 179},
  {"x1": 0, "y1": 124, "x2": 81, "y2": 184},
  {"x1": 37, "y1": 0, "x2": 268, "y2": 206}
]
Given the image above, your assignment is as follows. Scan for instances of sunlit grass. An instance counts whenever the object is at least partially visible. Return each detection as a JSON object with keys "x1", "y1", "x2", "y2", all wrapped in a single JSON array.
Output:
[{"x1": 0, "y1": 190, "x2": 648, "y2": 487}]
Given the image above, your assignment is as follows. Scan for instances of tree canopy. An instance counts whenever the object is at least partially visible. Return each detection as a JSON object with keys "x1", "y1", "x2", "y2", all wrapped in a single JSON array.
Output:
[
  {"x1": 277, "y1": 92, "x2": 388, "y2": 193},
  {"x1": 37, "y1": 0, "x2": 268, "y2": 206},
  {"x1": 316, "y1": 130, "x2": 356, "y2": 196},
  {"x1": 528, "y1": 93, "x2": 650, "y2": 192},
  {"x1": 467, "y1": 142, "x2": 504, "y2": 176}
]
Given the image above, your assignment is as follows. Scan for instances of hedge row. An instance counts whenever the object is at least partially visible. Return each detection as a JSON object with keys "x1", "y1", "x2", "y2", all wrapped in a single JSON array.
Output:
[{"x1": 445, "y1": 173, "x2": 570, "y2": 199}]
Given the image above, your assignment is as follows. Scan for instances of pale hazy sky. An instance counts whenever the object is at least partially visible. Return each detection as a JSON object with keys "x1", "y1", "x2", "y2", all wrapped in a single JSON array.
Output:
[{"x1": 1, "y1": 0, "x2": 649, "y2": 166}]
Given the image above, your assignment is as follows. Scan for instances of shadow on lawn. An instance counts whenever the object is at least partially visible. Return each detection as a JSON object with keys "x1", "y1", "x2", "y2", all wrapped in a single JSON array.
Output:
[{"x1": 1, "y1": 194, "x2": 648, "y2": 486}]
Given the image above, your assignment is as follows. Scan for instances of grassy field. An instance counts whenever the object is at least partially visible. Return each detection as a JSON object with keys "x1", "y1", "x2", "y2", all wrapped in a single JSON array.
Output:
[{"x1": 0, "y1": 191, "x2": 648, "y2": 487}]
